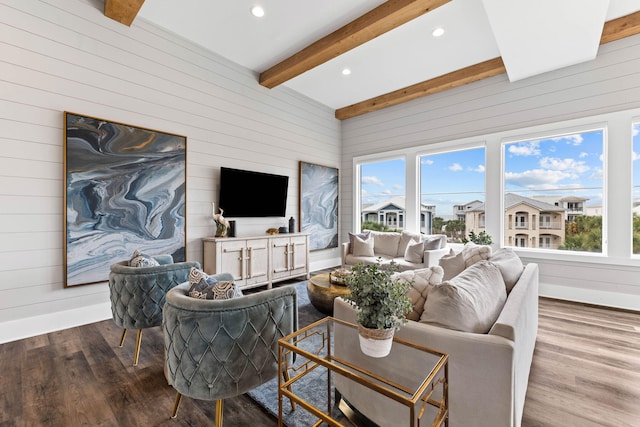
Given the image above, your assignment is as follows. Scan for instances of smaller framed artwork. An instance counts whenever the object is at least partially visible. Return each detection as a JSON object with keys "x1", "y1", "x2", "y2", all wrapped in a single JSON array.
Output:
[{"x1": 299, "y1": 161, "x2": 339, "y2": 251}]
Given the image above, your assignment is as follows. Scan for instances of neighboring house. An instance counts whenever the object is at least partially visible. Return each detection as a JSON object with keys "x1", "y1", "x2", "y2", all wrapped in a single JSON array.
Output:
[
  {"x1": 452, "y1": 200, "x2": 484, "y2": 222},
  {"x1": 530, "y1": 195, "x2": 589, "y2": 221},
  {"x1": 465, "y1": 193, "x2": 566, "y2": 249},
  {"x1": 361, "y1": 196, "x2": 435, "y2": 234}
]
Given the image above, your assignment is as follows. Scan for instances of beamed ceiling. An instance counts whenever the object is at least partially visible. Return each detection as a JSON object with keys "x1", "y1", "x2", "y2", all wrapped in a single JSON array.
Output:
[{"x1": 105, "y1": 0, "x2": 640, "y2": 120}]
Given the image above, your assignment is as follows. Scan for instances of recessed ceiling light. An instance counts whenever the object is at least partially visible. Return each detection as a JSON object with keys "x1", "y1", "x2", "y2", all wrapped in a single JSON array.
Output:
[
  {"x1": 251, "y1": 5, "x2": 265, "y2": 18},
  {"x1": 342, "y1": 68, "x2": 351, "y2": 76},
  {"x1": 432, "y1": 27, "x2": 445, "y2": 37}
]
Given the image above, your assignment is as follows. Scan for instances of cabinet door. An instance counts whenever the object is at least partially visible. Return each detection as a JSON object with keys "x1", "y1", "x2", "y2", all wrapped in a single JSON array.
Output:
[
  {"x1": 290, "y1": 235, "x2": 308, "y2": 276},
  {"x1": 270, "y1": 237, "x2": 291, "y2": 280},
  {"x1": 219, "y1": 240, "x2": 246, "y2": 284},
  {"x1": 245, "y1": 239, "x2": 269, "y2": 286}
]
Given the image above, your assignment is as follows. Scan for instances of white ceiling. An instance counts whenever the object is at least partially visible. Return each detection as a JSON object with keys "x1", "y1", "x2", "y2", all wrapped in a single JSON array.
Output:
[{"x1": 137, "y1": 0, "x2": 640, "y2": 110}]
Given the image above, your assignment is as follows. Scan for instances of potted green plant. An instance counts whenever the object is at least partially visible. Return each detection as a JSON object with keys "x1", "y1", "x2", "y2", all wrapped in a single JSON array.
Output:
[{"x1": 344, "y1": 259, "x2": 412, "y2": 358}]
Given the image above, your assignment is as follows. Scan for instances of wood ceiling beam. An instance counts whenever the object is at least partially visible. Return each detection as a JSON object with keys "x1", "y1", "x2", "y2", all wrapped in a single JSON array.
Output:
[
  {"x1": 259, "y1": 0, "x2": 450, "y2": 89},
  {"x1": 336, "y1": 11, "x2": 640, "y2": 120},
  {"x1": 104, "y1": 0, "x2": 146, "y2": 27}
]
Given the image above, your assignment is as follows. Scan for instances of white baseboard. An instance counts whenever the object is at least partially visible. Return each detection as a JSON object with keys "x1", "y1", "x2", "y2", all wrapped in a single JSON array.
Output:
[
  {"x1": 539, "y1": 282, "x2": 640, "y2": 311},
  {"x1": 0, "y1": 302, "x2": 112, "y2": 344}
]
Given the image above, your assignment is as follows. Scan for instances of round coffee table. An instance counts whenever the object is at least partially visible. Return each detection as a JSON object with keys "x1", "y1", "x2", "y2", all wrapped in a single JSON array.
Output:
[{"x1": 307, "y1": 273, "x2": 350, "y2": 315}]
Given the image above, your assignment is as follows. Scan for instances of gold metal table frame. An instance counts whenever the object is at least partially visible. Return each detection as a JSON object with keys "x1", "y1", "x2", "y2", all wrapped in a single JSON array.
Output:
[{"x1": 278, "y1": 317, "x2": 448, "y2": 427}]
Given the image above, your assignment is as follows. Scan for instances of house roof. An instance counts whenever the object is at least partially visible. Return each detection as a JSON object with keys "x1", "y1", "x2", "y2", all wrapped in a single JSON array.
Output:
[
  {"x1": 362, "y1": 196, "x2": 434, "y2": 213},
  {"x1": 467, "y1": 193, "x2": 566, "y2": 213}
]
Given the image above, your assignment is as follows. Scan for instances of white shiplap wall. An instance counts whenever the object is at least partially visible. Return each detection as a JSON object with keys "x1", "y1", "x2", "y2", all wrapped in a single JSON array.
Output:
[
  {"x1": 0, "y1": 0, "x2": 341, "y2": 342},
  {"x1": 341, "y1": 34, "x2": 640, "y2": 311}
]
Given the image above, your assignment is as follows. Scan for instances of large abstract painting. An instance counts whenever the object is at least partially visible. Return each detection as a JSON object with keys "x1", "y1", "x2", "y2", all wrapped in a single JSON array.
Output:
[
  {"x1": 64, "y1": 112, "x2": 187, "y2": 287},
  {"x1": 299, "y1": 161, "x2": 338, "y2": 251}
]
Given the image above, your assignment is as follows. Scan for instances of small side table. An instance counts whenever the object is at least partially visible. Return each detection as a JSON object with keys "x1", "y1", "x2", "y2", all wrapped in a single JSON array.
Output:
[{"x1": 306, "y1": 273, "x2": 350, "y2": 315}]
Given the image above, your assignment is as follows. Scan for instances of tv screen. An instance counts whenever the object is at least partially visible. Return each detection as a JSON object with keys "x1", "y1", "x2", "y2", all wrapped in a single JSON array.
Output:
[{"x1": 218, "y1": 167, "x2": 289, "y2": 217}]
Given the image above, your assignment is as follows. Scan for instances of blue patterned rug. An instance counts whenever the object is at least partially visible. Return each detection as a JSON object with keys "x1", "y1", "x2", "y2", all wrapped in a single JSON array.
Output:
[{"x1": 247, "y1": 280, "x2": 342, "y2": 427}]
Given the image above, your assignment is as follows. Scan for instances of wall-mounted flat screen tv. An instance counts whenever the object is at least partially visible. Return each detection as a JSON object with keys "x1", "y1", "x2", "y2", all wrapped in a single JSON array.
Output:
[{"x1": 218, "y1": 167, "x2": 289, "y2": 217}]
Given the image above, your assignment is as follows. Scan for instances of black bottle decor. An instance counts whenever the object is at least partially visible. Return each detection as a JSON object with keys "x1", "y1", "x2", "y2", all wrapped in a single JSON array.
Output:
[{"x1": 289, "y1": 216, "x2": 295, "y2": 233}]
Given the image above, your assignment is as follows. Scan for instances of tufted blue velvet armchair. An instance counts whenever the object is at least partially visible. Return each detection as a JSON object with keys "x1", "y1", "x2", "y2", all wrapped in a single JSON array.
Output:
[
  {"x1": 163, "y1": 281, "x2": 298, "y2": 425},
  {"x1": 108, "y1": 255, "x2": 200, "y2": 366}
]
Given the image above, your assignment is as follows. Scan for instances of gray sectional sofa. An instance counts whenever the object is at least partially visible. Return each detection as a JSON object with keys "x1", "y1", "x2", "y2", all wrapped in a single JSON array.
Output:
[
  {"x1": 341, "y1": 230, "x2": 449, "y2": 271},
  {"x1": 334, "y1": 247, "x2": 539, "y2": 427}
]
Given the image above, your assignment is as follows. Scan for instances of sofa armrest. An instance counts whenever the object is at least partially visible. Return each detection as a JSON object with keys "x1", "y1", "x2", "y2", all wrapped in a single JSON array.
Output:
[
  {"x1": 341, "y1": 242, "x2": 351, "y2": 267},
  {"x1": 422, "y1": 247, "x2": 449, "y2": 267}
]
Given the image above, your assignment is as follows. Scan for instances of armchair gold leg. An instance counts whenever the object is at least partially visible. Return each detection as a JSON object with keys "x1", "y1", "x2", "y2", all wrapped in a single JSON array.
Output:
[
  {"x1": 170, "y1": 392, "x2": 182, "y2": 418},
  {"x1": 118, "y1": 329, "x2": 127, "y2": 347},
  {"x1": 283, "y1": 370, "x2": 296, "y2": 411},
  {"x1": 133, "y1": 329, "x2": 143, "y2": 366},
  {"x1": 215, "y1": 399, "x2": 223, "y2": 427}
]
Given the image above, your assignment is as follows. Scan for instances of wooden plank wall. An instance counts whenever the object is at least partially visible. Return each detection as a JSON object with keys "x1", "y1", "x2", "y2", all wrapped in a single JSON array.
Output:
[
  {"x1": 341, "y1": 33, "x2": 640, "y2": 311},
  {"x1": 0, "y1": 0, "x2": 340, "y2": 342}
]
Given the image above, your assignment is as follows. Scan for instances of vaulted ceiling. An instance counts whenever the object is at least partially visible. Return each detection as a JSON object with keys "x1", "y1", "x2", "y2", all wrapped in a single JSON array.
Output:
[{"x1": 105, "y1": 0, "x2": 640, "y2": 120}]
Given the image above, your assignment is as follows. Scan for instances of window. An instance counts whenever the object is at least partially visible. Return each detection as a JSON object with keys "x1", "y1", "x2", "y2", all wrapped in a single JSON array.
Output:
[
  {"x1": 359, "y1": 158, "x2": 406, "y2": 232},
  {"x1": 633, "y1": 123, "x2": 640, "y2": 254},
  {"x1": 420, "y1": 147, "x2": 485, "y2": 241},
  {"x1": 503, "y1": 129, "x2": 605, "y2": 253}
]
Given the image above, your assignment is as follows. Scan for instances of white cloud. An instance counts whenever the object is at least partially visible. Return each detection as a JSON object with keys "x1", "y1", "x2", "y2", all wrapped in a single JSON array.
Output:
[
  {"x1": 472, "y1": 165, "x2": 485, "y2": 173},
  {"x1": 421, "y1": 159, "x2": 434, "y2": 165},
  {"x1": 539, "y1": 157, "x2": 589, "y2": 175},
  {"x1": 579, "y1": 152, "x2": 589, "y2": 158},
  {"x1": 590, "y1": 167, "x2": 603, "y2": 181},
  {"x1": 633, "y1": 126, "x2": 639, "y2": 137},
  {"x1": 552, "y1": 134, "x2": 583, "y2": 146},
  {"x1": 382, "y1": 190, "x2": 392, "y2": 195},
  {"x1": 449, "y1": 163, "x2": 463, "y2": 171},
  {"x1": 393, "y1": 184, "x2": 404, "y2": 190},
  {"x1": 633, "y1": 151, "x2": 640, "y2": 161},
  {"x1": 362, "y1": 176, "x2": 385, "y2": 187},
  {"x1": 505, "y1": 169, "x2": 574, "y2": 190},
  {"x1": 508, "y1": 142, "x2": 540, "y2": 156}
]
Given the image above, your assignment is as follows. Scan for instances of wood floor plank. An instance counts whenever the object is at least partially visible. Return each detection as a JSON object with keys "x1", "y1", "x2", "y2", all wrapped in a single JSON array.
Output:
[{"x1": 1, "y1": 286, "x2": 639, "y2": 427}]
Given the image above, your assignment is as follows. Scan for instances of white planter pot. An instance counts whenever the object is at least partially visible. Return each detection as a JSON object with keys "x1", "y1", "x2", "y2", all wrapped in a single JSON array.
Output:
[{"x1": 357, "y1": 324, "x2": 394, "y2": 358}]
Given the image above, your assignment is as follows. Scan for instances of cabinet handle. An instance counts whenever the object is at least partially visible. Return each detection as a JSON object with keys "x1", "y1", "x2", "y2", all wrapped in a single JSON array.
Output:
[{"x1": 246, "y1": 247, "x2": 252, "y2": 278}]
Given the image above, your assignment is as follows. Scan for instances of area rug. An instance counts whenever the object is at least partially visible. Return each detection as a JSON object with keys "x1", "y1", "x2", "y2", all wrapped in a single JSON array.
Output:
[{"x1": 246, "y1": 280, "x2": 342, "y2": 427}]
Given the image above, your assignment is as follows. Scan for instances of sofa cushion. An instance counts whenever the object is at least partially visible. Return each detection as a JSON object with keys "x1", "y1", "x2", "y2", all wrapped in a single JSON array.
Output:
[
  {"x1": 420, "y1": 260, "x2": 507, "y2": 333},
  {"x1": 394, "y1": 266, "x2": 444, "y2": 321},
  {"x1": 398, "y1": 231, "x2": 423, "y2": 257},
  {"x1": 352, "y1": 235, "x2": 375, "y2": 257},
  {"x1": 348, "y1": 231, "x2": 371, "y2": 253},
  {"x1": 129, "y1": 250, "x2": 160, "y2": 267},
  {"x1": 461, "y1": 242, "x2": 492, "y2": 268},
  {"x1": 438, "y1": 248, "x2": 466, "y2": 281},
  {"x1": 372, "y1": 231, "x2": 401, "y2": 257},
  {"x1": 403, "y1": 239, "x2": 424, "y2": 263},
  {"x1": 489, "y1": 248, "x2": 524, "y2": 293}
]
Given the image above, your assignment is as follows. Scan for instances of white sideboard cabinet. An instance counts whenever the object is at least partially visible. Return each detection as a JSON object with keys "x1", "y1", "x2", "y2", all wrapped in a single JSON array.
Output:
[{"x1": 202, "y1": 233, "x2": 309, "y2": 290}]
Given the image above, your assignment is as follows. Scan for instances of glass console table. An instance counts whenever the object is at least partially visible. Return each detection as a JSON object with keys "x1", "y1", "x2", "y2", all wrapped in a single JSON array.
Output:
[{"x1": 278, "y1": 317, "x2": 448, "y2": 427}]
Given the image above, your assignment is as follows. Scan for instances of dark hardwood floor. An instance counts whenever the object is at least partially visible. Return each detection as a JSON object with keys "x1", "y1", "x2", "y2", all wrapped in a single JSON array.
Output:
[{"x1": 1, "y1": 277, "x2": 639, "y2": 426}]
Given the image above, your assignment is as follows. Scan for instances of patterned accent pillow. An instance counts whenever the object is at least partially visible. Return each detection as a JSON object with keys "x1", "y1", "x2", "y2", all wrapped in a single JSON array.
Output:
[
  {"x1": 188, "y1": 267, "x2": 243, "y2": 300},
  {"x1": 129, "y1": 250, "x2": 160, "y2": 267},
  {"x1": 394, "y1": 266, "x2": 444, "y2": 321},
  {"x1": 461, "y1": 242, "x2": 492, "y2": 268}
]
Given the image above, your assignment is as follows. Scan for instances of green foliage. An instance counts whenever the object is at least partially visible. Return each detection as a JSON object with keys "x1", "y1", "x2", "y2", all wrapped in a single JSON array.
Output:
[
  {"x1": 559, "y1": 216, "x2": 602, "y2": 252},
  {"x1": 344, "y1": 260, "x2": 412, "y2": 330},
  {"x1": 633, "y1": 214, "x2": 640, "y2": 254},
  {"x1": 444, "y1": 220, "x2": 466, "y2": 242},
  {"x1": 361, "y1": 221, "x2": 392, "y2": 232},
  {"x1": 432, "y1": 217, "x2": 445, "y2": 234},
  {"x1": 462, "y1": 231, "x2": 493, "y2": 245}
]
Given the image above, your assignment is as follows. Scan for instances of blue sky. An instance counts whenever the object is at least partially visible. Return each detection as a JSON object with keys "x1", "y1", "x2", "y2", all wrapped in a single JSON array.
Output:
[{"x1": 361, "y1": 128, "x2": 617, "y2": 218}]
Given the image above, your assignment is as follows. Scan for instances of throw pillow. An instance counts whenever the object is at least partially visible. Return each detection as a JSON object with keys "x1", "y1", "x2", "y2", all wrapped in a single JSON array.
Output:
[
  {"x1": 398, "y1": 231, "x2": 423, "y2": 257},
  {"x1": 352, "y1": 235, "x2": 375, "y2": 257},
  {"x1": 420, "y1": 261, "x2": 507, "y2": 334},
  {"x1": 393, "y1": 266, "x2": 444, "y2": 321},
  {"x1": 438, "y1": 248, "x2": 466, "y2": 281},
  {"x1": 348, "y1": 231, "x2": 371, "y2": 254},
  {"x1": 461, "y1": 242, "x2": 492, "y2": 268},
  {"x1": 422, "y1": 235, "x2": 442, "y2": 250},
  {"x1": 404, "y1": 240, "x2": 425, "y2": 264},
  {"x1": 372, "y1": 231, "x2": 401, "y2": 257},
  {"x1": 129, "y1": 250, "x2": 160, "y2": 267},
  {"x1": 489, "y1": 248, "x2": 524, "y2": 293},
  {"x1": 188, "y1": 267, "x2": 242, "y2": 300}
]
